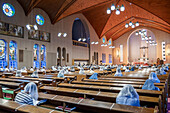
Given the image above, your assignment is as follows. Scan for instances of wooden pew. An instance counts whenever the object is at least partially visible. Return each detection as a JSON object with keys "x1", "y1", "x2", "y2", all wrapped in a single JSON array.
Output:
[
  {"x1": 40, "y1": 86, "x2": 161, "y2": 109},
  {"x1": 0, "y1": 98, "x2": 61, "y2": 113},
  {"x1": 72, "y1": 80, "x2": 164, "y2": 90},
  {"x1": 38, "y1": 92, "x2": 157, "y2": 113}
]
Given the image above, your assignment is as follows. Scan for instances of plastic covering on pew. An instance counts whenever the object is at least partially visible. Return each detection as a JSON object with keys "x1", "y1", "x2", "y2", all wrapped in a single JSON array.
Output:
[
  {"x1": 57, "y1": 69, "x2": 65, "y2": 78},
  {"x1": 149, "y1": 72, "x2": 160, "y2": 83},
  {"x1": 142, "y1": 79, "x2": 160, "y2": 91},
  {"x1": 116, "y1": 85, "x2": 140, "y2": 107},
  {"x1": 114, "y1": 68, "x2": 123, "y2": 76},
  {"x1": 15, "y1": 82, "x2": 38, "y2": 106},
  {"x1": 89, "y1": 73, "x2": 98, "y2": 80}
]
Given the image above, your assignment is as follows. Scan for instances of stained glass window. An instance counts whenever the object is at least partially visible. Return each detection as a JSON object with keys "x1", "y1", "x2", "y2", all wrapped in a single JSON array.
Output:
[
  {"x1": 9, "y1": 41, "x2": 17, "y2": 69},
  {"x1": 102, "y1": 37, "x2": 105, "y2": 43},
  {"x1": 109, "y1": 54, "x2": 112, "y2": 63},
  {"x1": 33, "y1": 44, "x2": 39, "y2": 68},
  {"x1": 40, "y1": 45, "x2": 46, "y2": 68},
  {"x1": 108, "y1": 40, "x2": 112, "y2": 45},
  {"x1": 2, "y1": 3, "x2": 15, "y2": 17},
  {"x1": 0, "y1": 39, "x2": 7, "y2": 68},
  {"x1": 36, "y1": 15, "x2": 44, "y2": 25},
  {"x1": 102, "y1": 53, "x2": 106, "y2": 63}
]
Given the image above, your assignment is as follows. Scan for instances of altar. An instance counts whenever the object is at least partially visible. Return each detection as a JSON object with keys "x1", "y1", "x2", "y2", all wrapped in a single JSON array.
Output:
[{"x1": 138, "y1": 46, "x2": 149, "y2": 63}]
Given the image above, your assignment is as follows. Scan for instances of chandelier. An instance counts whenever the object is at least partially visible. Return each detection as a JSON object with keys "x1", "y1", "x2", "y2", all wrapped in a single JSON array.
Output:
[
  {"x1": 107, "y1": 4, "x2": 125, "y2": 15},
  {"x1": 136, "y1": 30, "x2": 157, "y2": 46},
  {"x1": 125, "y1": 21, "x2": 139, "y2": 28},
  {"x1": 26, "y1": 24, "x2": 38, "y2": 30}
]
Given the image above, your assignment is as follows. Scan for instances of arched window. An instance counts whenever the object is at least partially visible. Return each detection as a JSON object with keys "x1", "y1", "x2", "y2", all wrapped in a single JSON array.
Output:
[
  {"x1": 33, "y1": 44, "x2": 39, "y2": 68},
  {"x1": 0, "y1": 39, "x2": 7, "y2": 68},
  {"x1": 9, "y1": 41, "x2": 17, "y2": 68},
  {"x1": 72, "y1": 18, "x2": 90, "y2": 47},
  {"x1": 40, "y1": 45, "x2": 46, "y2": 68}
]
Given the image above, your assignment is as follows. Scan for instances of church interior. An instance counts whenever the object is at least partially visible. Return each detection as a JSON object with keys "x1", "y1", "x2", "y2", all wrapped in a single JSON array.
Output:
[{"x1": 0, "y1": 0, "x2": 169, "y2": 113}]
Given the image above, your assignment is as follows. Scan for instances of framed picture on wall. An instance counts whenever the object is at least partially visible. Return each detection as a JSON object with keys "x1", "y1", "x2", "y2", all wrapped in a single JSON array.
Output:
[
  {"x1": 0, "y1": 21, "x2": 24, "y2": 38},
  {"x1": 28, "y1": 30, "x2": 39, "y2": 40},
  {"x1": 39, "y1": 31, "x2": 50, "y2": 42}
]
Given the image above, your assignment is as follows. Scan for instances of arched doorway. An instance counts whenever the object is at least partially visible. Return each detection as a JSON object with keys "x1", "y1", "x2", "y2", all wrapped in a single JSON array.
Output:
[{"x1": 57, "y1": 47, "x2": 61, "y2": 66}]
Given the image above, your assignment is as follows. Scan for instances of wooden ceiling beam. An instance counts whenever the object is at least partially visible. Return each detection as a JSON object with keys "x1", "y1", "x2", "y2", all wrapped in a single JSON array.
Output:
[
  {"x1": 52, "y1": 0, "x2": 76, "y2": 24},
  {"x1": 26, "y1": 0, "x2": 41, "y2": 16}
]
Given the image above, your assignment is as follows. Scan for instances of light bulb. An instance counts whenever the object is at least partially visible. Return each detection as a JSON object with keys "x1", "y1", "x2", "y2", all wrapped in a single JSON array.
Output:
[
  {"x1": 78, "y1": 38, "x2": 81, "y2": 41},
  {"x1": 120, "y1": 5, "x2": 125, "y2": 11},
  {"x1": 34, "y1": 25, "x2": 38, "y2": 30},
  {"x1": 112, "y1": 46, "x2": 115, "y2": 48},
  {"x1": 111, "y1": 4, "x2": 115, "y2": 10},
  {"x1": 91, "y1": 42, "x2": 95, "y2": 44},
  {"x1": 109, "y1": 46, "x2": 112, "y2": 48},
  {"x1": 107, "y1": 8, "x2": 111, "y2": 14},
  {"x1": 58, "y1": 32, "x2": 62, "y2": 37},
  {"x1": 135, "y1": 32, "x2": 138, "y2": 35},
  {"x1": 149, "y1": 36, "x2": 152, "y2": 39},
  {"x1": 82, "y1": 38, "x2": 86, "y2": 42},
  {"x1": 146, "y1": 41, "x2": 149, "y2": 43},
  {"x1": 105, "y1": 44, "x2": 107, "y2": 46},
  {"x1": 125, "y1": 23, "x2": 128, "y2": 28},
  {"x1": 115, "y1": 9, "x2": 120, "y2": 15},
  {"x1": 26, "y1": 24, "x2": 31, "y2": 30},
  {"x1": 145, "y1": 36, "x2": 148, "y2": 40},
  {"x1": 129, "y1": 21, "x2": 132, "y2": 26},
  {"x1": 101, "y1": 44, "x2": 104, "y2": 47},
  {"x1": 131, "y1": 24, "x2": 135, "y2": 28},
  {"x1": 95, "y1": 42, "x2": 98, "y2": 44},
  {"x1": 63, "y1": 33, "x2": 67, "y2": 37},
  {"x1": 135, "y1": 21, "x2": 139, "y2": 26},
  {"x1": 139, "y1": 30, "x2": 141, "y2": 34}
]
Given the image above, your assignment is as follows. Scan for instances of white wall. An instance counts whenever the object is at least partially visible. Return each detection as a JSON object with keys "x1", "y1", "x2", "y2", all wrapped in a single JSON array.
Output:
[{"x1": 0, "y1": 0, "x2": 112, "y2": 68}]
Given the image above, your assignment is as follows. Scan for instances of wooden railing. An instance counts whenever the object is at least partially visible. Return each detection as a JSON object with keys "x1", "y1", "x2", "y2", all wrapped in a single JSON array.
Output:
[{"x1": 72, "y1": 40, "x2": 89, "y2": 48}]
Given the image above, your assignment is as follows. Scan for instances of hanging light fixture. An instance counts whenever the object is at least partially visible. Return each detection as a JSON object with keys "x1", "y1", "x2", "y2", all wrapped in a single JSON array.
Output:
[
  {"x1": 107, "y1": 2, "x2": 125, "y2": 15},
  {"x1": 125, "y1": 23, "x2": 128, "y2": 28},
  {"x1": 57, "y1": 32, "x2": 67, "y2": 37},
  {"x1": 135, "y1": 31, "x2": 139, "y2": 35},
  {"x1": 125, "y1": 21, "x2": 139, "y2": 28},
  {"x1": 129, "y1": 21, "x2": 132, "y2": 26},
  {"x1": 107, "y1": 8, "x2": 111, "y2": 14},
  {"x1": 120, "y1": 5, "x2": 125, "y2": 11},
  {"x1": 115, "y1": 9, "x2": 120, "y2": 15}
]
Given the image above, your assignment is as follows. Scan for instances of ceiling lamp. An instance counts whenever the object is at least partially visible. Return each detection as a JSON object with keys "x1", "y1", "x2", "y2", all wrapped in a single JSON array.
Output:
[
  {"x1": 107, "y1": 8, "x2": 111, "y2": 14},
  {"x1": 129, "y1": 21, "x2": 132, "y2": 26},
  {"x1": 26, "y1": 24, "x2": 38, "y2": 30},
  {"x1": 125, "y1": 21, "x2": 139, "y2": 28},
  {"x1": 149, "y1": 36, "x2": 152, "y2": 39},
  {"x1": 107, "y1": 3, "x2": 125, "y2": 15},
  {"x1": 120, "y1": 5, "x2": 125, "y2": 11},
  {"x1": 135, "y1": 31, "x2": 139, "y2": 35},
  {"x1": 131, "y1": 24, "x2": 135, "y2": 28},
  {"x1": 115, "y1": 9, "x2": 120, "y2": 15},
  {"x1": 63, "y1": 33, "x2": 67, "y2": 37},
  {"x1": 125, "y1": 23, "x2": 128, "y2": 28}
]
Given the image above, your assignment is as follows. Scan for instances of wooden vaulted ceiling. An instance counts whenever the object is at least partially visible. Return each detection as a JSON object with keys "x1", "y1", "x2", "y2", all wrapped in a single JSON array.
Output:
[{"x1": 17, "y1": 0, "x2": 170, "y2": 40}]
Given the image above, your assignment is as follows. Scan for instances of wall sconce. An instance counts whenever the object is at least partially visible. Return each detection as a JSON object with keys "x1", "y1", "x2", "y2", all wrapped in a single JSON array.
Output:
[{"x1": 58, "y1": 32, "x2": 67, "y2": 37}]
